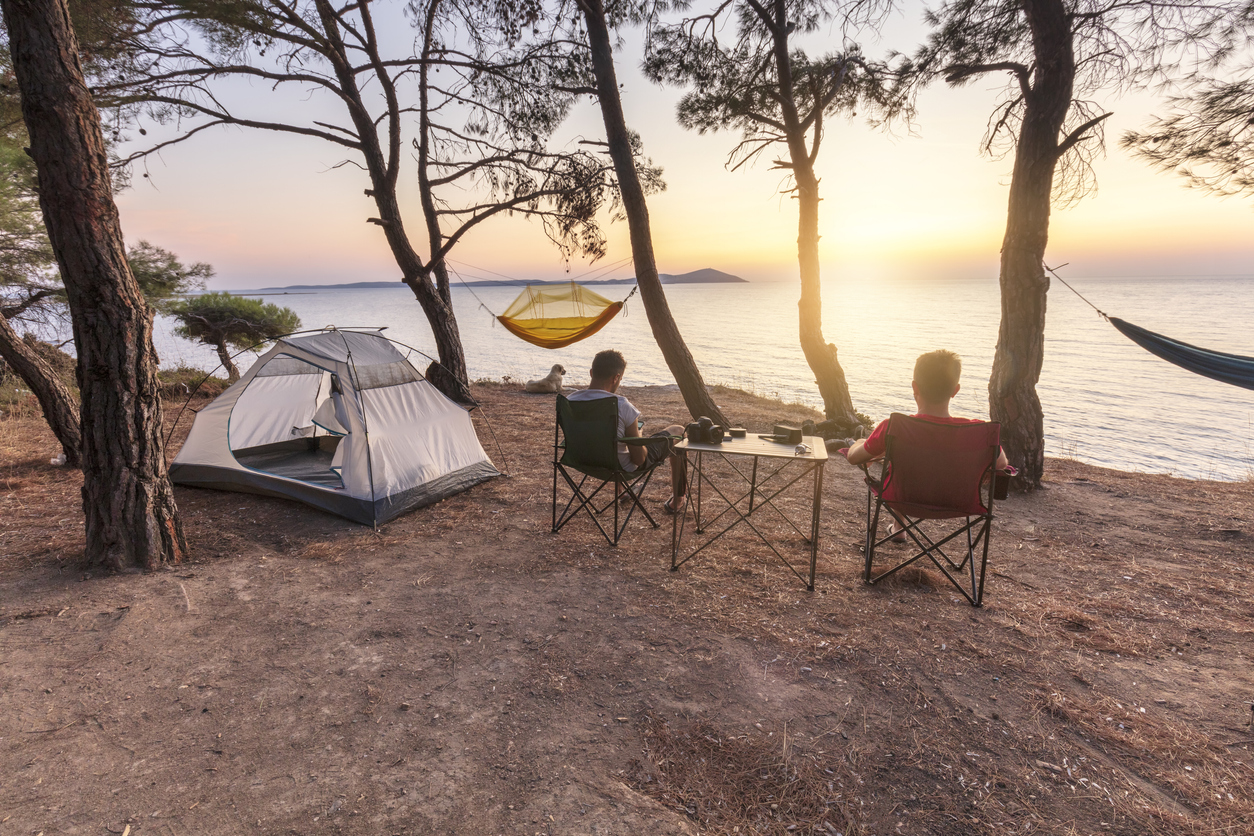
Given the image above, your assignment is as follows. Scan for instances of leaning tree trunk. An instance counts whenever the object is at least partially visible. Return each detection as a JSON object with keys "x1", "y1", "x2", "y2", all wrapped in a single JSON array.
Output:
[
  {"x1": 0, "y1": 311, "x2": 81, "y2": 465},
  {"x1": 988, "y1": 0, "x2": 1074, "y2": 489},
  {"x1": 3, "y1": 0, "x2": 187, "y2": 569},
  {"x1": 212, "y1": 339, "x2": 240, "y2": 383},
  {"x1": 793, "y1": 164, "x2": 858, "y2": 429},
  {"x1": 578, "y1": 0, "x2": 728, "y2": 426},
  {"x1": 765, "y1": 0, "x2": 859, "y2": 430},
  {"x1": 314, "y1": 0, "x2": 470, "y2": 402}
]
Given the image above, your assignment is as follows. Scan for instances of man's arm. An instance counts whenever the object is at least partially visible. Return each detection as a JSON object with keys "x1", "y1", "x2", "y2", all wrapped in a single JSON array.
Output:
[
  {"x1": 623, "y1": 413, "x2": 646, "y2": 467},
  {"x1": 844, "y1": 438, "x2": 879, "y2": 466}
]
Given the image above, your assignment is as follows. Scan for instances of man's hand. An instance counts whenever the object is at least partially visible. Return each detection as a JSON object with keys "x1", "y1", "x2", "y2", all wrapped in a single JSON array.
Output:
[{"x1": 844, "y1": 438, "x2": 878, "y2": 466}]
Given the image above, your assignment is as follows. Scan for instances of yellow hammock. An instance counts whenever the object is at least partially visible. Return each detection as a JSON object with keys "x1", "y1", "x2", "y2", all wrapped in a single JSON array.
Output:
[{"x1": 496, "y1": 281, "x2": 629, "y2": 349}]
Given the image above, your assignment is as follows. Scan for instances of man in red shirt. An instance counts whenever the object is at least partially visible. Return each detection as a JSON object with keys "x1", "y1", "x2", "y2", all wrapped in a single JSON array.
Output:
[{"x1": 844, "y1": 350, "x2": 1008, "y2": 539}]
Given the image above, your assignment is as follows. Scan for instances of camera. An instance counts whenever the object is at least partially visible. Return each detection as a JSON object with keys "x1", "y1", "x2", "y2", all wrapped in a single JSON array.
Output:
[{"x1": 686, "y1": 416, "x2": 725, "y2": 445}]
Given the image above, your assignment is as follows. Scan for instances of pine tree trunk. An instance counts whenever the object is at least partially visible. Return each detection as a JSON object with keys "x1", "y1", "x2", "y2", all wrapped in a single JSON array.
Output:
[
  {"x1": 763, "y1": 0, "x2": 859, "y2": 430},
  {"x1": 794, "y1": 164, "x2": 858, "y2": 428},
  {"x1": 314, "y1": 0, "x2": 470, "y2": 402},
  {"x1": 3, "y1": 0, "x2": 187, "y2": 569},
  {"x1": 579, "y1": 0, "x2": 727, "y2": 426},
  {"x1": 0, "y1": 311, "x2": 80, "y2": 465},
  {"x1": 988, "y1": 0, "x2": 1074, "y2": 489},
  {"x1": 213, "y1": 340, "x2": 240, "y2": 383}
]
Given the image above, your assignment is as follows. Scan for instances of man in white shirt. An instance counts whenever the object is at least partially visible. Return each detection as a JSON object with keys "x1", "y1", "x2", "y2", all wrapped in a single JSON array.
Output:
[{"x1": 566, "y1": 349, "x2": 688, "y2": 513}]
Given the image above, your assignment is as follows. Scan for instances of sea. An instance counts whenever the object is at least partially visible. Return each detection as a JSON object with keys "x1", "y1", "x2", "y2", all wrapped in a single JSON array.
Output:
[{"x1": 152, "y1": 275, "x2": 1254, "y2": 482}]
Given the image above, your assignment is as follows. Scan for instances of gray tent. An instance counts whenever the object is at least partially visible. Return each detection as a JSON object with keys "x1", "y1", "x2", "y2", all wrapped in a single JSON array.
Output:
[{"x1": 170, "y1": 329, "x2": 498, "y2": 524}]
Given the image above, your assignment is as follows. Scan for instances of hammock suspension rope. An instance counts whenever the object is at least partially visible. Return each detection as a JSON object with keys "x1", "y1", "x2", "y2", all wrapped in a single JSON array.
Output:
[
  {"x1": 447, "y1": 256, "x2": 639, "y2": 350},
  {"x1": 1047, "y1": 263, "x2": 1254, "y2": 391}
]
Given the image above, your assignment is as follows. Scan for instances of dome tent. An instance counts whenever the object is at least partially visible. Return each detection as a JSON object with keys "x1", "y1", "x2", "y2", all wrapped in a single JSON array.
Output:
[{"x1": 170, "y1": 329, "x2": 499, "y2": 525}]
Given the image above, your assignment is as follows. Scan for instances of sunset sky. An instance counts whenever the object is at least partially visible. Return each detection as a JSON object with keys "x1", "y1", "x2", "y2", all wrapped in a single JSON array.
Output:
[{"x1": 112, "y1": 7, "x2": 1254, "y2": 290}]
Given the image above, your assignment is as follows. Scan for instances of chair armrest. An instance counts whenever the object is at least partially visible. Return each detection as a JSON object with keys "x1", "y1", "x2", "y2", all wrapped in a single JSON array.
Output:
[{"x1": 619, "y1": 435, "x2": 680, "y2": 448}]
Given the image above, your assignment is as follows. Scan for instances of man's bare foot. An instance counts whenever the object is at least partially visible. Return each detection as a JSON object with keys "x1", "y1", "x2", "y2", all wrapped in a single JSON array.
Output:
[
  {"x1": 664, "y1": 495, "x2": 687, "y2": 515},
  {"x1": 887, "y1": 523, "x2": 907, "y2": 544}
]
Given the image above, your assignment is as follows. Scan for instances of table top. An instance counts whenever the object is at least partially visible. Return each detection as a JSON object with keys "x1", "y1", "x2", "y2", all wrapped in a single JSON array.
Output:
[{"x1": 675, "y1": 434, "x2": 829, "y2": 461}]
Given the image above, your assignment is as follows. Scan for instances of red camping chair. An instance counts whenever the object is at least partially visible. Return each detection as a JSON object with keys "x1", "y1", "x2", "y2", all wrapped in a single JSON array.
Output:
[{"x1": 859, "y1": 414, "x2": 1003, "y2": 607}]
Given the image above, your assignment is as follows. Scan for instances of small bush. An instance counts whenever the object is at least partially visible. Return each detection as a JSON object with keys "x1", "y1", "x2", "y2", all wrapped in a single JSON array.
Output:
[{"x1": 158, "y1": 366, "x2": 230, "y2": 399}]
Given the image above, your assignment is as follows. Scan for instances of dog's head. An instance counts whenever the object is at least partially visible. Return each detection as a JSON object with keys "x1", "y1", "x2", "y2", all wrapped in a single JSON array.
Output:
[{"x1": 551, "y1": 364, "x2": 566, "y2": 376}]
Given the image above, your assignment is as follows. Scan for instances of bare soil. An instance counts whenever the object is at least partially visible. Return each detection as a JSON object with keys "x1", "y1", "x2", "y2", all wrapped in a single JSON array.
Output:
[{"x1": 1, "y1": 383, "x2": 1252, "y2": 836}]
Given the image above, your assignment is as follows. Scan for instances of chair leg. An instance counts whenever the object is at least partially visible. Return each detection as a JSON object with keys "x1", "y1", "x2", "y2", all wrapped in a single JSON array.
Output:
[
  {"x1": 553, "y1": 464, "x2": 665, "y2": 548},
  {"x1": 864, "y1": 510, "x2": 995, "y2": 607},
  {"x1": 553, "y1": 467, "x2": 617, "y2": 546},
  {"x1": 612, "y1": 470, "x2": 660, "y2": 543},
  {"x1": 612, "y1": 481, "x2": 620, "y2": 546},
  {"x1": 974, "y1": 518, "x2": 992, "y2": 606},
  {"x1": 865, "y1": 490, "x2": 887, "y2": 583},
  {"x1": 917, "y1": 517, "x2": 992, "y2": 607}
]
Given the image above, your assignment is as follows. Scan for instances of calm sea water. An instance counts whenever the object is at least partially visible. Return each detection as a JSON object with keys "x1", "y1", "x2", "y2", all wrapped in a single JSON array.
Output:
[{"x1": 153, "y1": 275, "x2": 1254, "y2": 481}]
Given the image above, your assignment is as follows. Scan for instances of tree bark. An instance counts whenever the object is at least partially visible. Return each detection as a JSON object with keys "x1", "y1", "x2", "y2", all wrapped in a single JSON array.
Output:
[
  {"x1": 0, "y1": 312, "x2": 81, "y2": 465},
  {"x1": 988, "y1": 0, "x2": 1074, "y2": 489},
  {"x1": 577, "y1": 0, "x2": 727, "y2": 425},
  {"x1": 3, "y1": 0, "x2": 187, "y2": 569},
  {"x1": 313, "y1": 0, "x2": 470, "y2": 402},
  {"x1": 212, "y1": 339, "x2": 240, "y2": 383},
  {"x1": 793, "y1": 162, "x2": 857, "y2": 428},
  {"x1": 766, "y1": 0, "x2": 859, "y2": 429}
]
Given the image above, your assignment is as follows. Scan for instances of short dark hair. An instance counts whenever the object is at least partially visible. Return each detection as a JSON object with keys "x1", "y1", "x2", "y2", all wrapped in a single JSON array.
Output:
[
  {"x1": 913, "y1": 350, "x2": 962, "y2": 402},
  {"x1": 590, "y1": 349, "x2": 627, "y2": 380}
]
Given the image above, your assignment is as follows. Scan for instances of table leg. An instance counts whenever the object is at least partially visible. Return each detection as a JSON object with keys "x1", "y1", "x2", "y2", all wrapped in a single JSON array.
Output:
[
  {"x1": 671, "y1": 477, "x2": 679, "y2": 571},
  {"x1": 750, "y1": 456, "x2": 758, "y2": 513},
  {"x1": 808, "y1": 461, "x2": 825, "y2": 590},
  {"x1": 694, "y1": 450, "x2": 704, "y2": 534}
]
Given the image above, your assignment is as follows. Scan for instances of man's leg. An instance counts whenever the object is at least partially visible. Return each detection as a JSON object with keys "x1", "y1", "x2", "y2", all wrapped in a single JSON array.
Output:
[
  {"x1": 655, "y1": 425, "x2": 687, "y2": 511},
  {"x1": 886, "y1": 507, "x2": 908, "y2": 543}
]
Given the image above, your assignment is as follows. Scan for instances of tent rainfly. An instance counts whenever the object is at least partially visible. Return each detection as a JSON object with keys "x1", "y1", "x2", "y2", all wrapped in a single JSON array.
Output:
[{"x1": 170, "y1": 329, "x2": 499, "y2": 525}]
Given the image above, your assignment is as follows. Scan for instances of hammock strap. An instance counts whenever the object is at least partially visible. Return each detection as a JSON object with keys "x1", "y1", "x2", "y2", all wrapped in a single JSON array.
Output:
[{"x1": 1045, "y1": 262, "x2": 1107, "y2": 320}]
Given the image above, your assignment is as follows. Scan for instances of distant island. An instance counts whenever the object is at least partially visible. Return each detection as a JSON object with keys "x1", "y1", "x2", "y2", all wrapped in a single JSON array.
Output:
[{"x1": 248, "y1": 267, "x2": 747, "y2": 293}]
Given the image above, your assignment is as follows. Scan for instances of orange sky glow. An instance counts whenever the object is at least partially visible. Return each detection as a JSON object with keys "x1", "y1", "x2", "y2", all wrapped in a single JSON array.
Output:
[{"x1": 113, "y1": 12, "x2": 1253, "y2": 290}]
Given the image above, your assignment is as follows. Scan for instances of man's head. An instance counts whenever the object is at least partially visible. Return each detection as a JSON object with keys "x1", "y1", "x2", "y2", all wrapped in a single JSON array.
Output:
[
  {"x1": 590, "y1": 349, "x2": 627, "y2": 389},
  {"x1": 913, "y1": 350, "x2": 962, "y2": 405}
]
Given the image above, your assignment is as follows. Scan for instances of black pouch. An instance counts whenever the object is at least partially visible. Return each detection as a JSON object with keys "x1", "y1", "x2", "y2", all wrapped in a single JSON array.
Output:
[{"x1": 993, "y1": 467, "x2": 1017, "y2": 501}]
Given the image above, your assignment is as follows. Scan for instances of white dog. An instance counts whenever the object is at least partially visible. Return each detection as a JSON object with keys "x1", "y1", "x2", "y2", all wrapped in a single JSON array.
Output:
[{"x1": 525, "y1": 364, "x2": 566, "y2": 394}]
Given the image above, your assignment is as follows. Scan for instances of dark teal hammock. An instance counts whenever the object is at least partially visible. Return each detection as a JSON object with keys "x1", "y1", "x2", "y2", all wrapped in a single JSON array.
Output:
[
  {"x1": 1051, "y1": 265, "x2": 1254, "y2": 391},
  {"x1": 1108, "y1": 318, "x2": 1254, "y2": 392}
]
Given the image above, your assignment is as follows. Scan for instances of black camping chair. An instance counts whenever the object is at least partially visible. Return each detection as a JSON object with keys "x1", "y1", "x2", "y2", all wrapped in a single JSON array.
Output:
[
  {"x1": 857, "y1": 414, "x2": 1004, "y2": 607},
  {"x1": 552, "y1": 395, "x2": 673, "y2": 546}
]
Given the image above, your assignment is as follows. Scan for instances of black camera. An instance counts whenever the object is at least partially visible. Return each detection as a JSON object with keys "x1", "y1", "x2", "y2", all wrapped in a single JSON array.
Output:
[{"x1": 686, "y1": 416, "x2": 725, "y2": 445}]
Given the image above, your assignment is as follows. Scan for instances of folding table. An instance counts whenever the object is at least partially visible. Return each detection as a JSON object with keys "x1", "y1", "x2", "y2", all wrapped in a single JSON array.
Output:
[{"x1": 670, "y1": 434, "x2": 828, "y2": 590}]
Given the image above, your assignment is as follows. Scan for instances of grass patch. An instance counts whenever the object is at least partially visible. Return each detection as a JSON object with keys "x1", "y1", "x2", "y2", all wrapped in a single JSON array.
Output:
[{"x1": 158, "y1": 365, "x2": 230, "y2": 399}]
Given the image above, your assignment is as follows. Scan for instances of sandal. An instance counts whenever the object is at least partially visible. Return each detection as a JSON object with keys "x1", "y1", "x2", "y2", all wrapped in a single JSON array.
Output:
[
  {"x1": 886, "y1": 523, "x2": 907, "y2": 544},
  {"x1": 664, "y1": 496, "x2": 687, "y2": 515}
]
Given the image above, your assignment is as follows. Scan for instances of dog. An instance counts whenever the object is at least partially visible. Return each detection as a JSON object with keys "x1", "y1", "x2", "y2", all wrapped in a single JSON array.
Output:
[{"x1": 524, "y1": 364, "x2": 566, "y2": 394}]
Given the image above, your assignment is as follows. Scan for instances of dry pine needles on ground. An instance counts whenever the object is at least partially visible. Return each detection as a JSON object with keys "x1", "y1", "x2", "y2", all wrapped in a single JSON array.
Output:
[{"x1": 0, "y1": 382, "x2": 1251, "y2": 835}]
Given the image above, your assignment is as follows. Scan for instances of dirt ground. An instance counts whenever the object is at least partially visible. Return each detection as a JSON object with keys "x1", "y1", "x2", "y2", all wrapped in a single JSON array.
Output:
[{"x1": 1, "y1": 382, "x2": 1252, "y2": 836}]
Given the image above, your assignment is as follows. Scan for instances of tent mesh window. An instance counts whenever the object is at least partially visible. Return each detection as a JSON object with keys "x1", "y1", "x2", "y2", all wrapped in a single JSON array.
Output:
[
  {"x1": 254, "y1": 355, "x2": 325, "y2": 377},
  {"x1": 351, "y1": 360, "x2": 423, "y2": 390}
]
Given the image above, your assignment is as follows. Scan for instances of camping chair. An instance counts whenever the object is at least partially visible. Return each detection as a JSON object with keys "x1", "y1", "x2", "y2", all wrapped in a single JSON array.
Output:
[
  {"x1": 552, "y1": 395, "x2": 673, "y2": 546},
  {"x1": 859, "y1": 414, "x2": 1003, "y2": 607}
]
